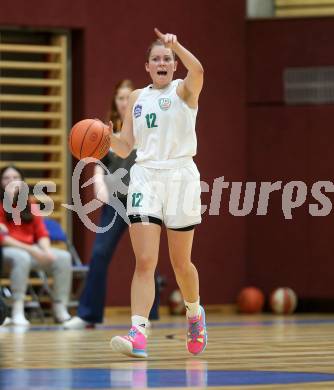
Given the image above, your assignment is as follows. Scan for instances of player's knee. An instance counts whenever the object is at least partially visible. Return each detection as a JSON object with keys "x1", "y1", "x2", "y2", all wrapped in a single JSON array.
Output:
[{"x1": 135, "y1": 253, "x2": 157, "y2": 274}]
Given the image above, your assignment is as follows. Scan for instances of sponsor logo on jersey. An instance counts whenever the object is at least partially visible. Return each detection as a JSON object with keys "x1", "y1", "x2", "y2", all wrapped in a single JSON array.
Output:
[
  {"x1": 134, "y1": 104, "x2": 142, "y2": 118},
  {"x1": 159, "y1": 97, "x2": 171, "y2": 111}
]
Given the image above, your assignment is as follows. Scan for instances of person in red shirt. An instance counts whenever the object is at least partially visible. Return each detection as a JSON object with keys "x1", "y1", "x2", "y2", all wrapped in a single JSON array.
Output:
[{"x1": 0, "y1": 165, "x2": 72, "y2": 326}]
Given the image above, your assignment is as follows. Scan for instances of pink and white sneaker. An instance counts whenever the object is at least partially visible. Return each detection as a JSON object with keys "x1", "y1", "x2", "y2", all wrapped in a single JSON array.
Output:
[
  {"x1": 187, "y1": 306, "x2": 207, "y2": 355},
  {"x1": 110, "y1": 326, "x2": 148, "y2": 358}
]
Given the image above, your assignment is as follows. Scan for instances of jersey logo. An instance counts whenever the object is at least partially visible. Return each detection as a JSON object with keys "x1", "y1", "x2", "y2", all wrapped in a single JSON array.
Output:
[
  {"x1": 159, "y1": 97, "x2": 171, "y2": 111},
  {"x1": 134, "y1": 104, "x2": 142, "y2": 118}
]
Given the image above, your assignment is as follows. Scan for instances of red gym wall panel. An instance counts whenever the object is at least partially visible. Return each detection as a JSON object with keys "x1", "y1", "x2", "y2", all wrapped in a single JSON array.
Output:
[
  {"x1": 247, "y1": 18, "x2": 334, "y2": 104},
  {"x1": 0, "y1": 0, "x2": 247, "y2": 305},
  {"x1": 246, "y1": 19, "x2": 334, "y2": 298}
]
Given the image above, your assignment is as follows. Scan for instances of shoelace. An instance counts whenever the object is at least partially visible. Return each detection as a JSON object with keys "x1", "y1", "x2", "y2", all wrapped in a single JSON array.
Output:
[{"x1": 189, "y1": 319, "x2": 202, "y2": 342}]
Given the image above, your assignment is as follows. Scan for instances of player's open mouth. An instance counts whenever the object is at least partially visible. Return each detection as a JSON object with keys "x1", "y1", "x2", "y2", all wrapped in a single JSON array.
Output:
[{"x1": 157, "y1": 71, "x2": 167, "y2": 76}]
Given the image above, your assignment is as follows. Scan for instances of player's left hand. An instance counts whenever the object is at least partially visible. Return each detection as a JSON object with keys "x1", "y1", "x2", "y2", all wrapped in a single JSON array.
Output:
[{"x1": 154, "y1": 28, "x2": 178, "y2": 49}]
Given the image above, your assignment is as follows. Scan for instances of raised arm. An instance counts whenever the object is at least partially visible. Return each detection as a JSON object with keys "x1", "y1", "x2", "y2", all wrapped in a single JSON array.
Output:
[
  {"x1": 108, "y1": 89, "x2": 141, "y2": 158},
  {"x1": 154, "y1": 28, "x2": 204, "y2": 108}
]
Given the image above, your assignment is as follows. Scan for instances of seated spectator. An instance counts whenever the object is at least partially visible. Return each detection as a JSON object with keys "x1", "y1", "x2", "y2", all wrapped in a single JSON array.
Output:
[{"x1": 0, "y1": 165, "x2": 72, "y2": 326}]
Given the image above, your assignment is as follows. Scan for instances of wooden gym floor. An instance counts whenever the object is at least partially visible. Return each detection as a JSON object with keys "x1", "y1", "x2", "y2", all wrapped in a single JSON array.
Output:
[{"x1": 1, "y1": 311, "x2": 334, "y2": 389}]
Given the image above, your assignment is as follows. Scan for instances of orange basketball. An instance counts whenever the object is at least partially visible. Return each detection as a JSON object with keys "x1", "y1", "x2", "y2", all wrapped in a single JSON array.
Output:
[
  {"x1": 69, "y1": 118, "x2": 111, "y2": 160},
  {"x1": 237, "y1": 287, "x2": 265, "y2": 314}
]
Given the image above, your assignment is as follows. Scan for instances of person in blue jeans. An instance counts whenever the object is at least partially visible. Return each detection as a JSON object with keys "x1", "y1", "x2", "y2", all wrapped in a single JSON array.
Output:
[
  {"x1": 64, "y1": 80, "x2": 160, "y2": 329},
  {"x1": 0, "y1": 242, "x2": 9, "y2": 326}
]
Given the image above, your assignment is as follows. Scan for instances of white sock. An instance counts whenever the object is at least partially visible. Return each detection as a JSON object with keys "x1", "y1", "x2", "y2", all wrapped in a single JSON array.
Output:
[
  {"x1": 184, "y1": 298, "x2": 200, "y2": 318},
  {"x1": 131, "y1": 315, "x2": 149, "y2": 336},
  {"x1": 12, "y1": 300, "x2": 29, "y2": 325},
  {"x1": 53, "y1": 302, "x2": 71, "y2": 322}
]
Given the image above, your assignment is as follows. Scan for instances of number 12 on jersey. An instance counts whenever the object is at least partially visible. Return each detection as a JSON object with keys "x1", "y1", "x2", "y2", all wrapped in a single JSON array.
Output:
[{"x1": 145, "y1": 113, "x2": 158, "y2": 128}]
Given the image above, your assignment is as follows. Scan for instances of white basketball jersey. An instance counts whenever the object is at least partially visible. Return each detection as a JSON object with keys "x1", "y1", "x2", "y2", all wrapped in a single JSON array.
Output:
[{"x1": 132, "y1": 79, "x2": 198, "y2": 169}]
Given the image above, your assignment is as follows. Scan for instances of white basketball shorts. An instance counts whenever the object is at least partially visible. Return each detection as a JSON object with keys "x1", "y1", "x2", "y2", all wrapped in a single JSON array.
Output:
[{"x1": 127, "y1": 160, "x2": 202, "y2": 229}]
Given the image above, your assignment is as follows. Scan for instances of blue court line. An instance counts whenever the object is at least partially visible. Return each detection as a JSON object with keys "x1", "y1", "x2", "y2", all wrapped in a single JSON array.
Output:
[
  {"x1": 1, "y1": 368, "x2": 334, "y2": 389},
  {"x1": 1, "y1": 317, "x2": 334, "y2": 333},
  {"x1": 152, "y1": 318, "x2": 334, "y2": 329}
]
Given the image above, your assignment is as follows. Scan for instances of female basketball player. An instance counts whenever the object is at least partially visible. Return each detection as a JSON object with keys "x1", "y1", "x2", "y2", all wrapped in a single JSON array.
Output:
[{"x1": 109, "y1": 28, "x2": 207, "y2": 357}]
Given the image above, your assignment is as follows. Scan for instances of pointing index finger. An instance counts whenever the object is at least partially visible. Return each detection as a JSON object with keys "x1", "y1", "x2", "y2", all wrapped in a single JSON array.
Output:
[{"x1": 154, "y1": 27, "x2": 164, "y2": 39}]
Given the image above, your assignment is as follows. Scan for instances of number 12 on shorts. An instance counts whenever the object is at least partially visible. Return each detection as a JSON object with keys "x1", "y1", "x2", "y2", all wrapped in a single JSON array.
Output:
[{"x1": 132, "y1": 192, "x2": 143, "y2": 207}]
